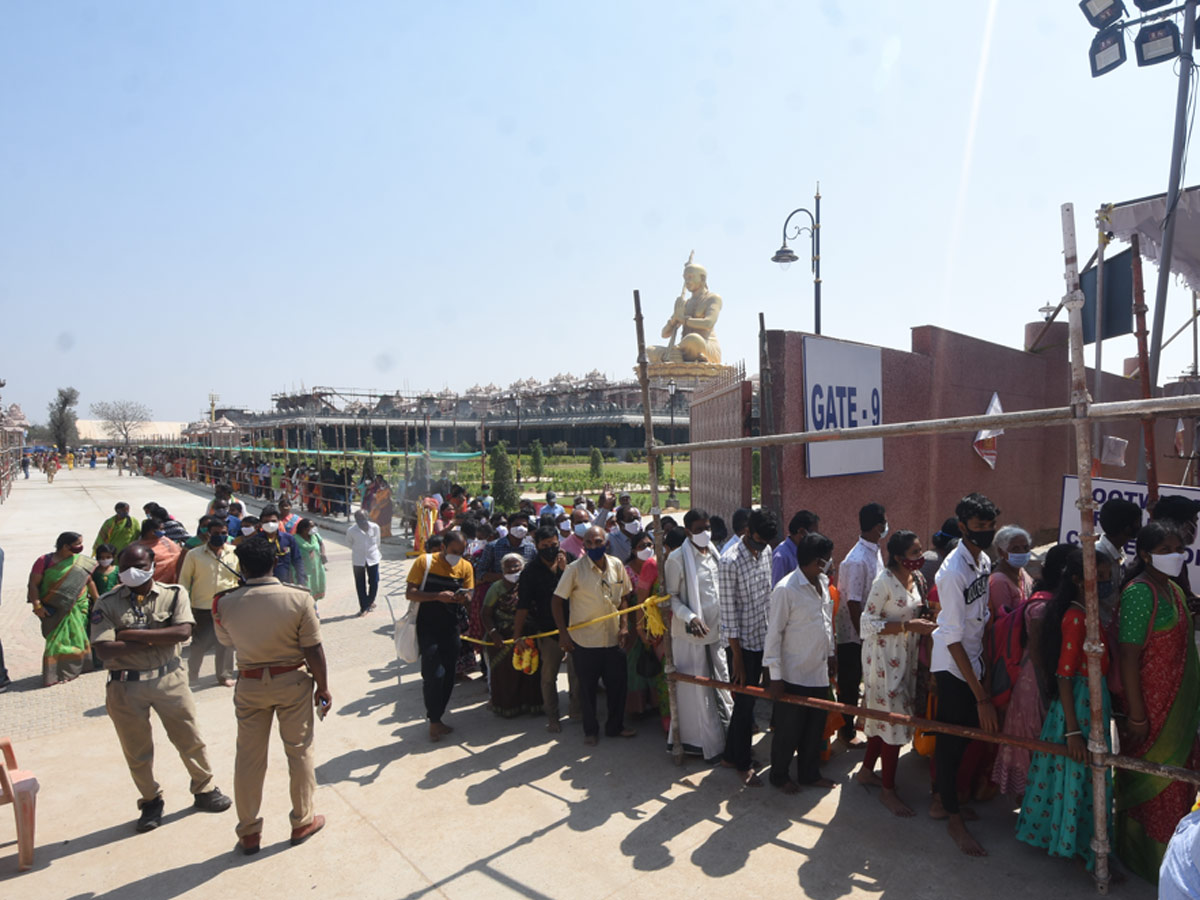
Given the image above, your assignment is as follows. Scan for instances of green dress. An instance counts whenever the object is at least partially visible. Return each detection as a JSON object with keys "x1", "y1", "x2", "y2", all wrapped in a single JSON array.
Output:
[{"x1": 295, "y1": 532, "x2": 326, "y2": 600}]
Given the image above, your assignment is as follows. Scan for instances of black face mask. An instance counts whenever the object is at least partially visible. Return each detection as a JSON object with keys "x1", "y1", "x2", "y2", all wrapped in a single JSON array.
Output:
[
  {"x1": 744, "y1": 536, "x2": 766, "y2": 553},
  {"x1": 539, "y1": 546, "x2": 559, "y2": 562},
  {"x1": 965, "y1": 528, "x2": 996, "y2": 551}
]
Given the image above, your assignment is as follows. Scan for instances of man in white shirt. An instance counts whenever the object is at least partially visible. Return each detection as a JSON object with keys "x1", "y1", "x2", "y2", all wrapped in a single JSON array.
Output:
[
  {"x1": 347, "y1": 509, "x2": 382, "y2": 616},
  {"x1": 764, "y1": 532, "x2": 836, "y2": 793},
  {"x1": 930, "y1": 492, "x2": 1000, "y2": 858},
  {"x1": 834, "y1": 502, "x2": 887, "y2": 744},
  {"x1": 664, "y1": 508, "x2": 732, "y2": 762}
]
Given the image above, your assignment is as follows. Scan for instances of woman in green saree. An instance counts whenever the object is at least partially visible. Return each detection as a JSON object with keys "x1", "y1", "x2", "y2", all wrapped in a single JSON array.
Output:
[
  {"x1": 27, "y1": 532, "x2": 98, "y2": 686},
  {"x1": 1116, "y1": 521, "x2": 1200, "y2": 883},
  {"x1": 294, "y1": 518, "x2": 327, "y2": 609}
]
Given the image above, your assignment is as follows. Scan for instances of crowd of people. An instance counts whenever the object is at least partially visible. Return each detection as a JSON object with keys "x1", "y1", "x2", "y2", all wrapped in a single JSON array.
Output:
[
  {"x1": 8, "y1": 458, "x2": 1200, "y2": 888},
  {"x1": 401, "y1": 481, "x2": 1200, "y2": 887}
]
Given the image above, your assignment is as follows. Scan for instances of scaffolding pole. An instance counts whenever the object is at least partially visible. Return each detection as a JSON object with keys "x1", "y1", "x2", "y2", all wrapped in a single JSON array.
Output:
[{"x1": 633, "y1": 290, "x2": 683, "y2": 765}]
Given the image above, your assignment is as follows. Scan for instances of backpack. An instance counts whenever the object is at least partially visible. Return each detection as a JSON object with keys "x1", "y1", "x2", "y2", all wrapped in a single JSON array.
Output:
[{"x1": 987, "y1": 597, "x2": 1038, "y2": 710}]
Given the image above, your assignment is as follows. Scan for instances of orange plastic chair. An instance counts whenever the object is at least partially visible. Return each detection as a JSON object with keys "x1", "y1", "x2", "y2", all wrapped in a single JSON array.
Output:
[{"x1": 0, "y1": 738, "x2": 38, "y2": 871}]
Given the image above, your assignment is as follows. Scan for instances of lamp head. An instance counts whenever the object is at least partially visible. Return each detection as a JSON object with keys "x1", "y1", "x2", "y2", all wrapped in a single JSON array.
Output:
[{"x1": 772, "y1": 245, "x2": 799, "y2": 266}]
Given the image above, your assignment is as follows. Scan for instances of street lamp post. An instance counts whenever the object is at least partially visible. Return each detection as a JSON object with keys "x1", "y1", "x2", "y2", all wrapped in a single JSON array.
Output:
[
  {"x1": 667, "y1": 380, "x2": 678, "y2": 508},
  {"x1": 515, "y1": 395, "x2": 523, "y2": 483},
  {"x1": 771, "y1": 184, "x2": 822, "y2": 334}
]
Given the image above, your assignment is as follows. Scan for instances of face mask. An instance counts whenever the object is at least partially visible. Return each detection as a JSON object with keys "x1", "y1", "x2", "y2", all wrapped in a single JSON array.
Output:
[
  {"x1": 574, "y1": 522, "x2": 588, "y2": 537},
  {"x1": 822, "y1": 558, "x2": 834, "y2": 574},
  {"x1": 209, "y1": 533, "x2": 228, "y2": 547},
  {"x1": 510, "y1": 525, "x2": 528, "y2": 540},
  {"x1": 637, "y1": 546, "x2": 655, "y2": 561},
  {"x1": 119, "y1": 565, "x2": 154, "y2": 588},
  {"x1": 496, "y1": 526, "x2": 509, "y2": 539},
  {"x1": 154, "y1": 530, "x2": 165, "y2": 538},
  {"x1": 624, "y1": 519, "x2": 642, "y2": 535},
  {"x1": 539, "y1": 546, "x2": 559, "y2": 562},
  {"x1": 444, "y1": 553, "x2": 463, "y2": 567},
  {"x1": 261, "y1": 521, "x2": 280, "y2": 534},
  {"x1": 70, "y1": 545, "x2": 85, "y2": 555},
  {"x1": 586, "y1": 546, "x2": 607, "y2": 562},
  {"x1": 691, "y1": 530, "x2": 711, "y2": 548},
  {"x1": 558, "y1": 521, "x2": 571, "y2": 534},
  {"x1": 1097, "y1": 580, "x2": 1115, "y2": 600},
  {"x1": 98, "y1": 558, "x2": 113, "y2": 568},
  {"x1": 965, "y1": 528, "x2": 996, "y2": 551},
  {"x1": 1006, "y1": 551, "x2": 1031, "y2": 569},
  {"x1": 880, "y1": 524, "x2": 889, "y2": 540},
  {"x1": 1151, "y1": 551, "x2": 1187, "y2": 577},
  {"x1": 504, "y1": 571, "x2": 521, "y2": 584},
  {"x1": 242, "y1": 526, "x2": 256, "y2": 537},
  {"x1": 900, "y1": 557, "x2": 924, "y2": 571}
]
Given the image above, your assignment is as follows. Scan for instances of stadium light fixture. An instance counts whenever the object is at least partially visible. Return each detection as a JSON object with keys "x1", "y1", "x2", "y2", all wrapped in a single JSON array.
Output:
[
  {"x1": 1135, "y1": 19, "x2": 1182, "y2": 65},
  {"x1": 1090, "y1": 26, "x2": 1129, "y2": 76},
  {"x1": 1133, "y1": 0, "x2": 1174, "y2": 10},
  {"x1": 1080, "y1": 0, "x2": 1127, "y2": 29}
]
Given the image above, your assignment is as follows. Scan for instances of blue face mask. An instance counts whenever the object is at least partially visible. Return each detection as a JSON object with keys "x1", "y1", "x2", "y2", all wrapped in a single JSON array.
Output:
[
  {"x1": 1007, "y1": 551, "x2": 1031, "y2": 568},
  {"x1": 1097, "y1": 580, "x2": 1115, "y2": 600},
  {"x1": 586, "y1": 546, "x2": 607, "y2": 562}
]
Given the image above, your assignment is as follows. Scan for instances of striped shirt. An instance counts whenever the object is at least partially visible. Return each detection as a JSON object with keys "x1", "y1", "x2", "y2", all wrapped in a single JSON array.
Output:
[{"x1": 718, "y1": 538, "x2": 773, "y2": 651}]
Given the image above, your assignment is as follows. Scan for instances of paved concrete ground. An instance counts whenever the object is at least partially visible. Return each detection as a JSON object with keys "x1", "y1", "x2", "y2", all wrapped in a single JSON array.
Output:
[{"x1": 0, "y1": 468, "x2": 1155, "y2": 898}]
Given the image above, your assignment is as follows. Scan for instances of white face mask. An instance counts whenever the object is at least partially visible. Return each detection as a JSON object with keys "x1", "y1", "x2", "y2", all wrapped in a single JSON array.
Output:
[
  {"x1": 119, "y1": 564, "x2": 155, "y2": 588},
  {"x1": 509, "y1": 525, "x2": 528, "y2": 540},
  {"x1": 496, "y1": 526, "x2": 509, "y2": 539},
  {"x1": 241, "y1": 526, "x2": 256, "y2": 536},
  {"x1": 636, "y1": 546, "x2": 655, "y2": 561},
  {"x1": 822, "y1": 558, "x2": 834, "y2": 574},
  {"x1": 691, "y1": 529, "x2": 711, "y2": 548},
  {"x1": 261, "y1": 521, "x2": 280, "y2": 534},
  {"x1": 574, "y1": 522, "x2": 588, "y2": 537},
  {"x1": 1151, "y1": 551, "x2": 1187, "y2": 577},
  {"x1": 558, "y1": 521, "x2": 571, "y2": 534},
  {"x1": 444, "y1": 553, "x2": 463, "y2": 567},
  {"x1": 98, "y1": 558, "x2": 113, "y2": 568},
  {"x1": 624, "y1": 519, "x2": 642, "y2": 535},
  {"x1": 504, "y1": 571, "x2": 521, "y2": 583}
]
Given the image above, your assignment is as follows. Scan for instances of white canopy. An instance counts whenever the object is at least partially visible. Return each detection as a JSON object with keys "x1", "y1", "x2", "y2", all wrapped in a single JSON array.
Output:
[{"x1": 1104, "y1": 185, "x2": 1200, "y2": 294}]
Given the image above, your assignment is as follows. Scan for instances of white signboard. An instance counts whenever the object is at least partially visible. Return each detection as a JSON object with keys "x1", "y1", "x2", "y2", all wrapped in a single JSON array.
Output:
[
  {"x1": 802, "y1": 336, "x2": 884, "y2": 478},
  {"x1": 1058, "y1": 475, "x2": 1200, "y2": 582}
]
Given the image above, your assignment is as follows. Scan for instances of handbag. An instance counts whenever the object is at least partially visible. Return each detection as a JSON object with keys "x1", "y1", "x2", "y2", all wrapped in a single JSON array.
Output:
[{"x1": 394, "y1": 556, "x2": 428, "y2": 664}]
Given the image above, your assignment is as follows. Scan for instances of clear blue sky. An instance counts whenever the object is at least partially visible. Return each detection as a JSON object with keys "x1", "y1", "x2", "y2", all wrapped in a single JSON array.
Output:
[{"x1": 1, "y1": 0, "x2": 1195, "y2": 423}]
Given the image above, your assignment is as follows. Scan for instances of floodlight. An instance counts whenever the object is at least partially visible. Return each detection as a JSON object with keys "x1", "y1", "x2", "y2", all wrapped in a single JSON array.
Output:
[
  {"x1": 1089, "y1": 27, "x2": 1128, "y2": 77},
  {"x1": 1080, "y1": 0, "x2": 1126, "y2": 29},
  {"x1": 1135, "y1": 20, "x2": 1181, "y2": 66},
  {"x1": 1132, "y1": 0, "x2": 1172, "y2": 10}
]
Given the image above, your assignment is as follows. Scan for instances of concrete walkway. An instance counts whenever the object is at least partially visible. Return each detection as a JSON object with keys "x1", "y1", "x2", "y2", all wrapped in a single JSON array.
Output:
[{"x1": 0, "y1": 468, "x2": 1153, "y2": 898}]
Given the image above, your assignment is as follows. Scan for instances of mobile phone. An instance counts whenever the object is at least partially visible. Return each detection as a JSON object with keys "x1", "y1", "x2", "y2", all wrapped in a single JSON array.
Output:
[{"x1": 317, "y1": 698, "x2": 329, "y2": 720}]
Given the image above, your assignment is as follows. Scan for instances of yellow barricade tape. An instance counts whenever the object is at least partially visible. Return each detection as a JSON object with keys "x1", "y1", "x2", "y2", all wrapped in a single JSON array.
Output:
[{"x1": 459, "y1": 594, "x2": 670, "y2": 647}]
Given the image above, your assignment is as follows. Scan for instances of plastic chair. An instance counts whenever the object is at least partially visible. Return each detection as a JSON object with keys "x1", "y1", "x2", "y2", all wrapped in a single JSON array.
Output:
[{"x1": 0, "y1": 737, "x2": 38, "y2": 871}]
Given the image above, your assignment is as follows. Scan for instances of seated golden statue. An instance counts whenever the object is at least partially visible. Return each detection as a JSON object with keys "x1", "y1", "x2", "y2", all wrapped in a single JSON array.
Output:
[{"x1": 647, "y1": 260, "x2": 723, "y2": 364}]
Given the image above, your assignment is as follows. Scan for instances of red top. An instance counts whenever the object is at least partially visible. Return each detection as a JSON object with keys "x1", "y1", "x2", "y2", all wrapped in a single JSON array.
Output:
[{"x1": 1055, "y1": 605, "x2": 1110, "y2": 678}]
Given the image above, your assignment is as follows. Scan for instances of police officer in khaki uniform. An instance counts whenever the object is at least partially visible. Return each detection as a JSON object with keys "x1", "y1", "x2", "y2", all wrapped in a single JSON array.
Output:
[
  {"x1": 214, "y1": 535, "x2": 330, "y2": 855},
  {"x1": 91, "y1": 544, "x2": 232, "y2": 832}
]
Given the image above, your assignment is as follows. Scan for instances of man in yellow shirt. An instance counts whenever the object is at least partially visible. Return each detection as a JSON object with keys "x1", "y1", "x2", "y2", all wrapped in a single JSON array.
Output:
[
  {"x1": 406, "y1": 530, "x2": 474, "y2": 741},
  {"x1": 178, "y1": 519, "x2": 241, "y2": 687},
  {"x1": 553, "y1": 525, "x2": 636, "y2": 746}
]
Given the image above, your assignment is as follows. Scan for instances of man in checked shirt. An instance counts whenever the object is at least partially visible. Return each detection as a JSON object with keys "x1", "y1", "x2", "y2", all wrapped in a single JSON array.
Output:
[{"x1": 718, "y1": 507, "x2": 780, "y2": 786}]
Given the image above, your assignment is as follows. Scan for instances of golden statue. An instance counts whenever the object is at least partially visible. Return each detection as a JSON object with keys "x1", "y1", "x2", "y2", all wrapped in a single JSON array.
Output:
[{"x1": 647, "y1": 253, "x2": 723, "y2": 364}]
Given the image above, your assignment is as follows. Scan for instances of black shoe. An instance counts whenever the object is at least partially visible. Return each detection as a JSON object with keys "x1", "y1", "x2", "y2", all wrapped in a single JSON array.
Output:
[
  {"x1": 136, "y1": 797, "x2": 165, "y2": 832},
  {"x1": 193, "y1": 787, "x2": 232, "y2": 812}
]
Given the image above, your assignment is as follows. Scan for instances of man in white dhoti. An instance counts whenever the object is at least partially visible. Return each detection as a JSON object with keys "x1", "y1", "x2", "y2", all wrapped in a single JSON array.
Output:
[{"x1": 664, "y1": 508, "x2": 732, "y2": 762}]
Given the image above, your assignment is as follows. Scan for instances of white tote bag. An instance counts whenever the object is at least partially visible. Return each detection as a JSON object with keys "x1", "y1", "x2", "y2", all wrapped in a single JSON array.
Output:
[{"x1": 393, "y1": 555, "x2": 428, "y2": 664}]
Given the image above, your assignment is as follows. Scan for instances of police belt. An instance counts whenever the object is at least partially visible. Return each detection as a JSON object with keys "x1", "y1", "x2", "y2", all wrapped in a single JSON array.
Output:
[
  {"x1": 238, "y1": 663, "x2": 304, "y2": 680},
  {"x1": 108, "y1": 657, "x2": 182, "y2": 683}
]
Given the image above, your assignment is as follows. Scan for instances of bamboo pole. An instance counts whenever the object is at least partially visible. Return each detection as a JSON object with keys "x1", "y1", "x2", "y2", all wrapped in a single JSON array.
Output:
[
  {"x1": 1061, "y1": 202, "x2": 1110, "y2": 892},
  {"x1": 1132, "y1": 234, "x2": 1160, "y2": 504},
  {"x1": 633, "y1": 289, "x2": 683, "y2": 765},
  {"x1": 650, "y1": 393, "x2": 1200, "y2": 456}
]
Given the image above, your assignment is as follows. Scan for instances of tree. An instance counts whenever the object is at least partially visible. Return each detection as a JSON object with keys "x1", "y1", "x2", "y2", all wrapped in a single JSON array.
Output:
[
  {"x1": 47, "y1": 387, "x2": 80, "y2": 452},
  {"x1": 90, "y1": 400, "x2": 151, "y2": 446},
  {"x1": 589, "y1": 446, "x2": 603, "y2": 480},
  {"x1": 603, "y1": 434, "x2": 616, "y2": 449},
  {"x1": 529, "y1": 439, "x2": 545, "y2": 479},
  {"x1": 489, "y1": 441, "x2": 521, "y2": 510}
]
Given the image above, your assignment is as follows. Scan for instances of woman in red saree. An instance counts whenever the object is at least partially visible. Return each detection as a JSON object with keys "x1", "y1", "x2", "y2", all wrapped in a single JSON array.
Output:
[
  {"x1": 1116, "y1": 521, "x2": 1200, "y2": 883},
  {"x1": 27, "y1": 532, "x2": 98, "y2": 685},
  {"x1": 366, "y1": 475, "x2": 394, "y2": 538}
]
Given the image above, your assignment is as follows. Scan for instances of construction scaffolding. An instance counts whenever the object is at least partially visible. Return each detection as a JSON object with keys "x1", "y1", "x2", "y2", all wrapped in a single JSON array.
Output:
[{"x1": 633, "y1": 203, "x2": 1200, "y2": 894}]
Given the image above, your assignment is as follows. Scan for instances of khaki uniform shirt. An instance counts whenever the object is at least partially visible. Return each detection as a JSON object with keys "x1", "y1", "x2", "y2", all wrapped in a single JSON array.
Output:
[
  {"x1": 553, "y1": 554, "x2": 633, "y2": 648},
  {"x1": 213, "y1": 576, "x2": 322, "y2": 669},
  {"x1": 91, "y1": 582, "x2": 195, "y2": 670}
]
